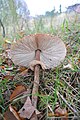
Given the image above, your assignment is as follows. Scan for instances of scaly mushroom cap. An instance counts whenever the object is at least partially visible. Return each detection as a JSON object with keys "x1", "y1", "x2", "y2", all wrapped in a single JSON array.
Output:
[{"x1": 11, "y1": 34, "x2": 66, "y2": 69}]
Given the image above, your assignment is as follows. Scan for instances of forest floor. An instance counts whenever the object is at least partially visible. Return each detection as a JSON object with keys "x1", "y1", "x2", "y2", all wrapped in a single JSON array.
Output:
[{"x1": 0, "y1": 13, "x2": 80, "y2": 120}]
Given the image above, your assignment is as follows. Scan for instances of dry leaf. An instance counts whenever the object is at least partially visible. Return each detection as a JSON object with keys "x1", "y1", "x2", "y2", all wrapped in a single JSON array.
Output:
[
  {"x1": 54, "y1": 107, "x2": 68, "y2": 117},
  {"x1": 0, "y1": 66, "x2": 5, "y2": 69},
  {"x1": 18, "y1": 96, "x2": 35, "y2": 119},
  {"x1": 48, "y1": 112, "x2": 55, "y2": 117},
  {"x1": 19, "y1": 69, "x2": 28, "y2": 76},
  {"x1": 4, "y1": 109, "x2": 18, "y2": 120},
  {"x1": 78, "y1": 58, "x2": 80, "y2": 63},
  {"x1": 30, "y1": 112, "x2": 37, "y2": 120},
  {"x1": 9, "y1": 105, "x2": 24, "y2": 120},
  {"x1": 10, "y1": 85, "x2": 26, "y2": 100},
  {"x1": 4, "y1": 108, "x2": 25, "y2": 120},
  {"x1": 3, "y1": 75, "x2": 14, "y2": 80},
  {"x1": 18, "y1": 66, "x2": 27, "y2": 72},
  {"x1": 48, "y1": 103, "x2": 68, "y2": 120},
  {"x1": 54, "y1": 104, "x2": 68, "y2": 120},
  {"x1": 4, "y1": 105, "x2": 25, "y2": 120}
]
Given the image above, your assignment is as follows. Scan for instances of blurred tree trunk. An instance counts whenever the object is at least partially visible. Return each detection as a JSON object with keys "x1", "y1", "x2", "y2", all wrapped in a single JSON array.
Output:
[
  {"x1": 0, "y1": 0, "x2": 30, "y2": 36},
  {"x1": 0, "y1": 19, "x2": 5, "y2": 37}
]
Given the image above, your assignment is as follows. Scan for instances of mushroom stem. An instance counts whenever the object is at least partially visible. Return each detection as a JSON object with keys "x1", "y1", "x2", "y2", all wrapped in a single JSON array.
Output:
[{"x1": 32, "y1": 49, "x2": 40, "y2": 108}]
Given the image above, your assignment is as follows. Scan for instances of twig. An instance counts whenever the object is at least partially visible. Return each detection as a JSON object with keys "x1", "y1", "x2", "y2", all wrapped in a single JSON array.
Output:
[
  {"x1": 57, "y1": 92, "x2": 79, "y2": 117},
  {"x1": 62, "y1": 78, "x2": 78, "y2": 94}
]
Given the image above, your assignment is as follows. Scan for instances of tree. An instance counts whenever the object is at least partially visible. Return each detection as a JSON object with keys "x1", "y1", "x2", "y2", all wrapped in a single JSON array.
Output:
[
  {"x1": 0, "y1": 0, "x2": 30, "y2": 35},
  {"x1": 0, "y1": 19, "x2": 5, "y2": 37},
  {"x1": 45, "y1": 7, "x2": 57, "y2": 17},
  {"x1": 59, "y1": 4, "x2": 62, "y2": 13},
  {"x1": 16, "y1": 0, "x2": 30, "y2": 19}
]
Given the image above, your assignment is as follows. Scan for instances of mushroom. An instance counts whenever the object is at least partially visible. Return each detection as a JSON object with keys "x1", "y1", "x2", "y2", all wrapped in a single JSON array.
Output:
[{"x1": 11, "y1": 33, "x2": 66, "y2": 110}]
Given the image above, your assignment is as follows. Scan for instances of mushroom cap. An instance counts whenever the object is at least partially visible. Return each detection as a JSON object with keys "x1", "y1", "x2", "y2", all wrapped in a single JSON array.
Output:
[{"x1": 11, "y1": 34, "x2": 66, "y2": 69}]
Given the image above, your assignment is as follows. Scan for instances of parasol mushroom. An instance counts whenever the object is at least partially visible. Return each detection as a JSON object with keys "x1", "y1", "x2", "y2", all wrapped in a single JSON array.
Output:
[{"x1": 11, "y1": 34, "x2": 66, "y2": 113}]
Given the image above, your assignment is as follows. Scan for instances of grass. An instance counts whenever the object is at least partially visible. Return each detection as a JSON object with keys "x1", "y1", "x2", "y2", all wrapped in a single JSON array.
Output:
[{"x1": 0, "y1": 12, "x2": 80, "y2": 119}]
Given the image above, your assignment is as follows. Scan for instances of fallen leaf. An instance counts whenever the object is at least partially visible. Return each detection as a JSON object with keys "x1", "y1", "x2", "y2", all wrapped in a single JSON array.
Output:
[
  {"x1": 18, "y1": 66, "x2": 27, "y2": 72},
  {"x1": 78, "y1": 58, "x2": 80, "y2": 63},
  {"x1": 48, "y1": 103, "x2": 68, "y2": 120},
  {"x1": 9, "y1": 105, "x2": 24, "y2": 120},
  {"x1": 48, "y1": 112, "x2": 55, "y2": 117},
  {"x1": 3, "y1": 75, "x2": 14, "y2": 80},
  {"x1": 4, "y1": 109, "x2": 18, "y2": 120},
  {"x1": 4, "y1": 108, "x2": 24, "y2": 120},
  {"x1": 54, "y1": 104, "x2": 68, "y2": 120},
  {"x1": 54, "y1": 107, "x2": 68, "y2": 117},
  {"x1": 10, "y1": 85, "x2": 26, "y2": 100},
  {"x1": 0, "y1": 66, "x2": 5, "y2": 69},
  {"x1": 19, "y1": 69, "x2": 28, "y2": 76},
  {"x1": 30, "y1": 112, "x2": 37, "y2": 120},
  {"x1": 18, "y1": 96, "x2": 35, "y2": 119}
]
